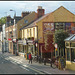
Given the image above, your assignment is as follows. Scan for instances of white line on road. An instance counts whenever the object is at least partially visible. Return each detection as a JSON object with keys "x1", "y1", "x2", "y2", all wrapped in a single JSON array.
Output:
[
  {"x1": 23, "y1": 65, "x2": 28, "y2": 67},
  {"x1": 20, "y1": 66, "x2": 29, "y2": 71},
  {"x1": 10, "y1": 61, "x2": 17, "y2": 65}
]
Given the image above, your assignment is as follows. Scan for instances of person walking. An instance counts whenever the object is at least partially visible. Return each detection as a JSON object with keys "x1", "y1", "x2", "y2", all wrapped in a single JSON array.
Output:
[{"x1": 29, "y1": 53, "x2": 32, "y2": 64}]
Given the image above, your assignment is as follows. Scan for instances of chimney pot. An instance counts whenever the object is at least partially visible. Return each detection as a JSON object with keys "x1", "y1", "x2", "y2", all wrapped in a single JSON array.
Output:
[{"x1": 37, "y1": 6, "x2": 45, "y2": 18}]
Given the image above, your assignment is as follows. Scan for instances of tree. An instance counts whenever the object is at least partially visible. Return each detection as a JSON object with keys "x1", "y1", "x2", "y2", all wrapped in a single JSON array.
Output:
[
  {"x1": 0, "y1": 17, "x2": 6, "y2": 25},
  {"x1": 54, "y1": 30, "x2": 69, "y2": 56}
]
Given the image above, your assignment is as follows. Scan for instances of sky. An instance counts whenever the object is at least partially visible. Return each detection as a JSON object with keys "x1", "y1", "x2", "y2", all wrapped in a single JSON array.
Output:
[{"x1": 0, "y1": 1, "x2": 75, "y2": 18}]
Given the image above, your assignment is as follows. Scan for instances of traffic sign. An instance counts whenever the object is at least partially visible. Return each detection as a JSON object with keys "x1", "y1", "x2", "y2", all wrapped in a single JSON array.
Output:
[{"x1": 55, "y1": 43, "x2": 58, "y2": 49}]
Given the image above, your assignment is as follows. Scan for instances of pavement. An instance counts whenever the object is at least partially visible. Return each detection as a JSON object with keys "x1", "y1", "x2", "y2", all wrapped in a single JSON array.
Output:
[{"x1": 1, "y1": 52, "x2": 75, "y2": 74}]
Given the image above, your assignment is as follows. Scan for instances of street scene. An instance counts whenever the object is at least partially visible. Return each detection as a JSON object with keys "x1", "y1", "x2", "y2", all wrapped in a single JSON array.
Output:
[{"x1": 0, "y1": 1, "x2": 75, "y2": 74}]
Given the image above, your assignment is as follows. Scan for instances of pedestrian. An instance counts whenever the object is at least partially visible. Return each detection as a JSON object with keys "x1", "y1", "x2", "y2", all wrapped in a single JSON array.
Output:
[{"x1": 29, "y1": 53, "x2": 32, "y2": 64}]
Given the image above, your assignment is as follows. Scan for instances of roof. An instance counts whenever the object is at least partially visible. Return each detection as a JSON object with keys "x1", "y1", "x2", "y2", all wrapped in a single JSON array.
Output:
[
  {"x1": 65, "y1": 34, "x2": 75, "y2": 42},
  {"x1": 18, "y1": 12, "x2": 37, "y2": 30},
  {"x1": 52, "y1": 6, "x2": 75, "y2": 15},
  {"x1": 20, "y1": 6, "x2": 75, "y2": 30},
  {"x1": 20, "y1": 20, "x2": 36, "y2": 30},
  {"x1": 20, "y1": 13, "x2": 50, "y2": 30}
]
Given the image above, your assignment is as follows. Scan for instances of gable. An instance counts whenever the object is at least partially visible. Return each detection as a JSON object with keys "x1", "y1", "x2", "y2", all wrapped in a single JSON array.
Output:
[
  {"x1": 52, "y1": 6, "x2": 74, "y2": 22},
  {"x1": 37, "y1": 6, "x2": 75, "y2": 23}
]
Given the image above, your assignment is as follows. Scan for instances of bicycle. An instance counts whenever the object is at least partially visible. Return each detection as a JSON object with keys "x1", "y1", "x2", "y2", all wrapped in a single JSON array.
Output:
[{"x1": 50, "y1": 58, "x2": 58, "y2": 69}]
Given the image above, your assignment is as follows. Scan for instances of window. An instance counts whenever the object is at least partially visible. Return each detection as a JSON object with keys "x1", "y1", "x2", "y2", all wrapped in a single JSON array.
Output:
[
  {"x1": 66, "y1": 48, "x2": 70, "y2": 61},
  {"x1": 66, "y1": 42, "x2": 69, "y2": 47},
  {"x1": 71, "y1": 42, "x2": 75, "y2": 47},
  {"x1": 30, "y1": 29, "x2": 32, "y2": 37},
  {"x1": 18, "y1": 45, "x2": 23, "y2": 53},
  {"x1": 55, "y1": 23, "x2": 65, "y2": 30},
  {"x1": 65, "y1": 23, "x2": 71, "y2": 33},
  {"x1": 71, "y1": 48, "x2": 75, "y2": 62},
  {"x1": 33, "y1": 28, "x2": 35, "y2": 37},
  {"x1": 10, "y1": 42, "x2": 12, "y2": 50},
  {"x1": 13, "y1": 31, "x2": 16, "y2": 38},
  {"x1": 43, "y1": 22, "x2": 54, "y2": 33},
  {"x1": 24, "y1": 20, "x2": 28, "y2": 24},
  {"x1": 27, "y1": 29, "x2": 29, "y2": 37}
]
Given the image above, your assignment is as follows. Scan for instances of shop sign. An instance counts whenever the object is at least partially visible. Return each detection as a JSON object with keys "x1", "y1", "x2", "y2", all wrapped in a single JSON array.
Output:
[
  {"x1": 55, "y1": 43, "x2": 58, "y2": 49},
  {"x1": 8, "y1": 38, "x2": 12, "y2": 41},
  {"x1": 13, "y1": 39, "x2": 16, "y2": 42},
  {"x1": 18, "y1": 40, "x2": 23, "y2": 44},
  {"x1": 27, "y1": 40, "x2": 34, "y2": 45},
  {"x1": 23, "y1": 39, "x2": 27, "y2": 45},
  {"x1": 27, "y1": 40, "x2": 33, "y2": 43}
]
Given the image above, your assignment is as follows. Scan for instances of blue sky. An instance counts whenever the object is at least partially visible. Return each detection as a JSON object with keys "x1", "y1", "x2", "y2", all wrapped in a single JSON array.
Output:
[{"x1": 0, "y1": 1, "x2": 75, "y2": 18}]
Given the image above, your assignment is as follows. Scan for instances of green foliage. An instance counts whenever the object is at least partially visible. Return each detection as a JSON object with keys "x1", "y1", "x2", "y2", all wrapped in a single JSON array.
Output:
[
  {"x1": 54, "y1": 30, "x2": 69, "y2": 49},
  {"x1": 0, "y1": 17, "x2": 6, "y2": 25}
]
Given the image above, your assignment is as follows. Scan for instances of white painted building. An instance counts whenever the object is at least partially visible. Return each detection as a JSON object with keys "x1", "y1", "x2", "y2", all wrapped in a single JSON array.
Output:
[{"x1": 0, "y1": 31, "x2": 2, "y2": 52}]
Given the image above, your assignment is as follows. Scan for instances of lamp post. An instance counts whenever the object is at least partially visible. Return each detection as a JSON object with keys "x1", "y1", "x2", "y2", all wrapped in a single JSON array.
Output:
[
  {"x1": 4, "y1": 12, "x2": 9, "y2": 52},
  {"x1": 10, "y1": 9, "x2": 18, "y2": 55},
  {"x1": 10, "y1": 9, "x2": 16, "y2": 17}
]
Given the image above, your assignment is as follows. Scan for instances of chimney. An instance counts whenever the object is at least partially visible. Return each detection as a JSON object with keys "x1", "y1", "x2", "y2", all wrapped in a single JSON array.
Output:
[
  {"x1": 37, "y1": 6, "x2": 45, "y2": 18},
  {"x1": 21, "y1": 11, "x2": 30, "y2": 17}
]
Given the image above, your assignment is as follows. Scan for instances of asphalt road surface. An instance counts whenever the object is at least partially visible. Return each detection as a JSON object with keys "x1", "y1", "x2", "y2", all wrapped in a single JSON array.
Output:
[{"x1": 0, "y1": 53, "x2": 46, "y2": 74}]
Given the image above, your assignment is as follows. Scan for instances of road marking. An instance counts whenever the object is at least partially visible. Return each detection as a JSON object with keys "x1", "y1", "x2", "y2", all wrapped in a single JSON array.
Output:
[
  {"x1": 23, "y1": 65, "x2": 28, "y2": 67},
  {"x1": 20, "y1": 66, "x2": 29, "y2": 71},
  {"x1": 3, "y1": 55, "x2": 50, "y2": 74},
  {"x1": 43, "y1": 71, "x2": 52, "y2": 74},
  {"x1": 10, "y1": 61, "x2": 17, "y2": 65},
  {"x1": 26, "y1": 66, "x2": 44, "y2": 74}
]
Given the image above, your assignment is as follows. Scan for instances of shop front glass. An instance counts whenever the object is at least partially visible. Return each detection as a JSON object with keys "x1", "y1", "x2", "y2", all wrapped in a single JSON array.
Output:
[
  {"x1": 71, "y1": 48, "x2": 75, "y2": 62},
  {"x1": 66, "y1": 48, "x2": 70, "y2": 61},
  {"x1": 28, "y1": 45, "x2": 33, "y2": 53},
  {"x1": 18, "y1": 44, "x2": 23, "y2": 53}
]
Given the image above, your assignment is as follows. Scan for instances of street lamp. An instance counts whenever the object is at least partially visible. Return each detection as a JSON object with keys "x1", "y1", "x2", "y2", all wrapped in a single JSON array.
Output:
[
  {"x1": 10, "y1": 9, "x2": 18, "y2": 56},
  {"x1": 10, "y1": 9, "x2": 16, "y2": 17}
]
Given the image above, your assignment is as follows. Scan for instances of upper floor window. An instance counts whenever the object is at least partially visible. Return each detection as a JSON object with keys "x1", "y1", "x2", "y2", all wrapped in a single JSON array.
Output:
[
  {"x1": 55, "y1": 23, "x2": 65, "y2": 30},
  {"x1": 24, "y1": 20, "x2": 28, "y2": 24},
  {"x1": 43, "y1": 22, "x2": 54, "y2": 33},
  {"x1": 30, "y1": 29, "x2": 32, "y2": 37},
  {"x1": 33, "y1": 28, "x2": 35, "y2": 37}
]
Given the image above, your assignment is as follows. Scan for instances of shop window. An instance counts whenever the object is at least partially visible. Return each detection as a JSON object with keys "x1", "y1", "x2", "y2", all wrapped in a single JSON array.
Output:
[
  {"x1": 10, "y1": 42, "x2": 12, "y2": 50},
  {"x1": 71, "y1": 42, "x2": 75, "y2": 47},
  {"x1": 66, "y1": 48, "x2": 70, "y2": 61},
  {"x1": 18, "y1": 45, "x2": 23, "y2": 53},
  {"x1": 66, "y1": 42, "x2": 69, "y2": 47},
  {"x1": 71, "y1": 49, "x2": 75, "y2": 62}
]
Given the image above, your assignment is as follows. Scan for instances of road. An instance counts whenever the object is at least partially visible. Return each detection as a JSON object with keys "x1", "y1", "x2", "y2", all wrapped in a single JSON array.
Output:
[{"x1": 0, "y1": 52, "x2": 46, "y2": 74}]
